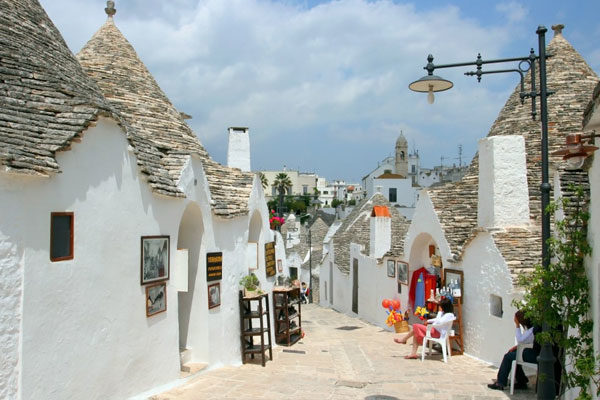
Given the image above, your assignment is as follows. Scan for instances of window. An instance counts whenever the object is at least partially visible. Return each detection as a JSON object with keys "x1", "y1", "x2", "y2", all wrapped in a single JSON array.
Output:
[
  {"x1": 490, "y1": 294, "x2": 503, "y2": 318},
  {"x1": 389, "y1": 188, "x2": 397, "y2": 203},
  {"x1": 303, "y1": 185, "x2": 308, "y2": 194},
  {"x1": 411, "y1": 165, "x2": 416, "y2": 173},
  {"x1": 384, "y1": 169, "x2": 392, "y2": 174},
  {"x1": 50, "y1": 212, "x2": 73, "y2": 261},
  {"x1": 323, "y1": 191, "x2": 328, "y2": 194}
]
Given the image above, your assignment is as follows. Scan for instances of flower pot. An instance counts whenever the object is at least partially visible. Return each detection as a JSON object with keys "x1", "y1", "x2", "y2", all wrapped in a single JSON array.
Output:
[
  {"x1": 244, "y1": 288, "x2": 259, "y2": 298},
  {"x1": 394, "y1": 320, "x2": 409, "y2": 333}
]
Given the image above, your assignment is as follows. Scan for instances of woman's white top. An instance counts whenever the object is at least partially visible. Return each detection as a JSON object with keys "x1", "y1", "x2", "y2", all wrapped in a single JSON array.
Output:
[
  {"x1": 427, "y1": 312, "x2": 455, "y2": 338},
  {"x1": 516, "y1": 326, "x2": 534, "y2": 344}
]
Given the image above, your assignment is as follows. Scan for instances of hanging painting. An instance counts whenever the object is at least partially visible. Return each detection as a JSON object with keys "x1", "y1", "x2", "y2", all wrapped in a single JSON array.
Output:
[
  {"x1": 208, "y1": 282, "x2": 221, "y2": 309},
  {"x1": 146, "y1": 282, "x2": 167, "y2": 317},
  {"x1": 141, "y1": 235, "x2": 170, "y2": 285}
]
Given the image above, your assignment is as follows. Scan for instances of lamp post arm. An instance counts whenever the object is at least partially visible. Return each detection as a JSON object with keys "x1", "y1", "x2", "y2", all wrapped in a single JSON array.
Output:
[{"x1": 464, "y1": 68, "x2": 526, "y2": 103}]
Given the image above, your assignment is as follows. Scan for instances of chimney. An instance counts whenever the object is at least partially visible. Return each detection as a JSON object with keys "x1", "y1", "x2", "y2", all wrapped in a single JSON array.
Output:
[
  {"x1": 370, "y1": 205, "x2": 391, "y2": 258},
  {"x1": 227, "y1": 127, "x2": 251, "y2": 171},
  {"x1": 477, "y1": 136, "x2": 530, "y2": 229}
]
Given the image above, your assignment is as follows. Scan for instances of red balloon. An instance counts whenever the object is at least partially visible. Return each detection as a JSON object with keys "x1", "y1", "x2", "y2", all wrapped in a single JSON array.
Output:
[
  {"x1": 382, "y1": 299, "x2": 390, "y2": 309},
  {"x1": 392, "y1": 300, "x2": 400, "y2": 311}
]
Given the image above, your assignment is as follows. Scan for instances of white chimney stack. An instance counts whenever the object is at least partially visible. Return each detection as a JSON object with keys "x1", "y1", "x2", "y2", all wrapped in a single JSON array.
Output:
[
  {"x1": 478, "y1": 135, "x2": 530, "y2": 229},
  {"x1": 370, "y1": 205, "x2": 391, "y2": 258},
  {"x1": 227, "y1": 127, "x2": 251, "y2": 172}
]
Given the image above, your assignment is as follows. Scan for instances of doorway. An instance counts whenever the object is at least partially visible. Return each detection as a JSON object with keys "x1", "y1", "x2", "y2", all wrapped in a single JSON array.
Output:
[
  {"x1": 352, "y1": 258, "x2": 358, "y2": 314},
  {"x1": 177, "y1": 203, "x2": 207, "y2": 363}
]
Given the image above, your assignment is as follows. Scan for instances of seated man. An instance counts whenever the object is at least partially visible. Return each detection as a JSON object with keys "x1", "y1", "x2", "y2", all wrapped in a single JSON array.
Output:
[
  {"x1": 487, "y1": 310, "x2": 540, "y2": 391},
  {"x1": 300, "y1": 282, "x2": 308, "y2": 304}
]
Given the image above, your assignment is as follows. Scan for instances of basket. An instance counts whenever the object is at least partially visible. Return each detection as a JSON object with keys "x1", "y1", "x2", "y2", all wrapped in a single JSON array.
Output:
[{"x1": 394, "y1": 320, "x2": 409, "y2": 333}]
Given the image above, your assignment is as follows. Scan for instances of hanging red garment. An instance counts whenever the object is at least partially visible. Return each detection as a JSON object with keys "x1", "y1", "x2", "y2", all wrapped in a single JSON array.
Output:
[{"x1": 425, "y1": 275, "x2": 438, "y2": 311}]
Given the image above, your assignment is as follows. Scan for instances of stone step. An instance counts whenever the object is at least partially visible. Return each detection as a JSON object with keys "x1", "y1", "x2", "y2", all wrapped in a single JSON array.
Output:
[{"x1": 179, "y1": 362, "x2": 208, "y2": 378}]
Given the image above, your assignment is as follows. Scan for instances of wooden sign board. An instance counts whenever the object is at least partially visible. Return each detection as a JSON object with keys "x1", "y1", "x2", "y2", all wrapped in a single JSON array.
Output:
[
  {"x1": 206, "y1": 252, "x2": 223, "y2": 282},
  {"x1": 264, "y1": 242, "x2": 276, "y2": 277}
]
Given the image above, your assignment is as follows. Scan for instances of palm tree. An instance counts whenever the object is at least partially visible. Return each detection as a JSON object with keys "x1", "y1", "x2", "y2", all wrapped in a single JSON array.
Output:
[
  {"x1": 272, "y1": 173, "x2": 292, "y2": 217},
  {"x1": 257, "y1": 172, "x2": 268, "y2": 190}
]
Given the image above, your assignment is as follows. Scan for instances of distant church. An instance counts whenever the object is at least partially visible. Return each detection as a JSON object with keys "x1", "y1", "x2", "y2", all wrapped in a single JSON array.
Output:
[{"x1": 361, "y1": 132, "x2": 468, "y2": 219}]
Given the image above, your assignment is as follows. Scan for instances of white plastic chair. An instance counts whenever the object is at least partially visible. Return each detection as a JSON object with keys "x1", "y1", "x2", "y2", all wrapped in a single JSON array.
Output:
[
  {"x1": 421, "y1": 318, "x2": 455, "y2": 363},
  {"x1": 509, "y1": 342, "x2": 537, "y2": 394}
]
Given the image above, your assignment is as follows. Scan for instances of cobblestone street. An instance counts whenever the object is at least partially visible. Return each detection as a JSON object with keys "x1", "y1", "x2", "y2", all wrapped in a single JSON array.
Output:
[{"x1": 150, "y1": 305, "x2": 536, "y2": 400}]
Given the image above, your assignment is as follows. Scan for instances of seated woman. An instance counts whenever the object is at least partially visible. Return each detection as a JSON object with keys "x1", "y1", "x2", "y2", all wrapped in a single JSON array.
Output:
[
  {"x1": 394, "y1": 297, "x2": 454, "y2": 359},
  {"x1": 487, "y1": 310, "x2": 539, "y2": 391}
]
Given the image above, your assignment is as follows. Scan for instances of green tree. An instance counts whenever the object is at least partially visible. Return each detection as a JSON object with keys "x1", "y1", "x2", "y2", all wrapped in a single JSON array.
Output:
[
  {"x1": 258, "y1": 172, "x2": 268, "y2": 190},
  {"x1": 348, "y1": 199, "x2": 356, "y2": 206},
  {"x1": 331, "y1": 198, "x2": 343, "y2": 208},
  {"x1": 273, "y1": 173, "x2": 292, "y2": 217},
  {"x1": 515, "y1": 185, "x2": 598, "y2": 399}
]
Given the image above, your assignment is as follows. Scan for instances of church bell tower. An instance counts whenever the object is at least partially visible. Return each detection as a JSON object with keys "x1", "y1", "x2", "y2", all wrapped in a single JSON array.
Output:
[{"x1": 395, "y1": 131, "x2": 408, "y2": 177}]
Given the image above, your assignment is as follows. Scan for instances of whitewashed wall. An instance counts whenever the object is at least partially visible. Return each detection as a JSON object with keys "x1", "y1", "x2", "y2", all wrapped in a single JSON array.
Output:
[
  {"x1": 319, "y1": 246, "x2": 352, "y2": 314},
  {"x1": 0, "y1": 218, "x2": 23, "y2": 400},
  {"x1": 0, "y1": 117, "x2": 273, "y2": 400},
  {"x1": 372, "y1": 177, "x2": 418, "y2": 208},
  {"x1": 404, "y1": 190, "x2": 452, "y2": 272},
  {"x1": 0, "y1": 118, "x2": 182, "y2": 400},
  {"x1": 350, "y1": 244, "x2": 405, "y2": 331},
  {"x1": 587, "y1": 154, "x2": 600, "y2": 399},
  {"x1": 459, "y1": 233, "x2": 518, "y2": 365}
]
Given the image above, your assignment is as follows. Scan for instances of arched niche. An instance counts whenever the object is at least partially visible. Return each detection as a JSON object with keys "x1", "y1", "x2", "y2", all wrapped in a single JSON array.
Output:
[
  {"x1": 408, "y1": 232, "x2": 439, "y2": 271},
  {"x1": 247, "y1": 211, "x2": 263, "y2": 271},
  {"x1": 176, "y1": 202, "x2": 207, "y2": 361}
]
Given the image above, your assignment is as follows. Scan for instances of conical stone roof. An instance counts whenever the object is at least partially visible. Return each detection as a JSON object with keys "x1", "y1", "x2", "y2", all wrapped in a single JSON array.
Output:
[
  {"x1": 77, "y1": 17, "x2": 253, "y2": 217},
  {"x1": 0, "y1": 0, "x2": 122, "y2": 176},
  {"x1": 427, "y1": 27, "x2": 598, "y2": 279},
  {"x1": 332, "y1": 193, "x2": 410, "y2": 273}
]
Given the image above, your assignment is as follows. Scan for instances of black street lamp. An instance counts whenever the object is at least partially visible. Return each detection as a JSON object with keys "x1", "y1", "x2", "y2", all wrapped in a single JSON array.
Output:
[
  {"x1": 308, "y1": 227, "x2": 313, "y2": 303},
  {"x1": 410, "y1": 25, "x2": 556, "y2": 399}
]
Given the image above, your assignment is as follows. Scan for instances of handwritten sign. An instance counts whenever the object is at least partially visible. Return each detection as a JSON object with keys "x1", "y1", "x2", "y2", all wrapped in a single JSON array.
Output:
[
  {"x1": 264, "y1": 242, "x2": 276, "y2": 277},
  {"x1": 206, "y1": 252, "x2": 223, "y2": 282}
]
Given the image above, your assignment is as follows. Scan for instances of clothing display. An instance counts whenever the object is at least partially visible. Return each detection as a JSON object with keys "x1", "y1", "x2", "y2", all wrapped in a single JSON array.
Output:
[{"x1": 408, "y1": 266, "x2": 437, "y2": 311}]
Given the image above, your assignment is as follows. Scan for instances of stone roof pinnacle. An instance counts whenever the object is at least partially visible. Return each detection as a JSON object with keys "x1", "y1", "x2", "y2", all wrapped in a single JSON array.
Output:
[
  {"x1": 552, "y1": 24, "x2": 564, "y2": 37},
  {"x1": 105, "y1": 1, "x2": 116, "y2": 18}
]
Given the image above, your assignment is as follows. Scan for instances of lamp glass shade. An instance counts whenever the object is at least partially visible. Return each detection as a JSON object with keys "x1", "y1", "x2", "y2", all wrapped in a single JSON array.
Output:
[{"x1": 409, "y1": 74, "x2": 453, "y2": 93}]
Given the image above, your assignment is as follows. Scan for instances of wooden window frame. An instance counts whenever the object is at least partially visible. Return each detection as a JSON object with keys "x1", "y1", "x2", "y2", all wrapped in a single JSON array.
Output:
[{"x1": 50, "y1": 212, "x2": 74, "y2": 261}]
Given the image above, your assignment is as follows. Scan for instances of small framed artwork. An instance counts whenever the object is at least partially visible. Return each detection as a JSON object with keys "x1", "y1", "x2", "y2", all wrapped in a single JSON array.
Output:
[
  {"x1": 387, "y1": 260, "x2": 396, "y2": 278},
  {"x1": 444, "y1": 268, "x2": 464, "y2": 301},
  {"x1": 277, "y1": 259, "x2": 283, "y2": 273},
  {"x1": 208, "y1": 282, "x2": 221, "y2": 309},
  {"x1": 141, "y1": 235, "x2": 170, "y2": 285},
  {"x1": 397, "y1": 261, "x2": 409, "y2": 285},
  {"x1": 146, "y1": 282, "x2": 167, "y2": 317}
]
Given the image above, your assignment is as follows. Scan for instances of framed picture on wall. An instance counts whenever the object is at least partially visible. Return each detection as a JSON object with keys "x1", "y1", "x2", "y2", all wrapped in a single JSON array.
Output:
[
  {"x1": 397, "y1": 261, "x2": 409, "y2": 285},
  {"x1": 141, "y1": 236, "x2": 170, "y2": 285},
  {"x1": 277, "y1": 259, "x2": 283, "y2": 272},
  {"x1": 208, "y1": 282, "x2": 221, "y2": 309},
  {"x1": 444, "y1": 268, "x2": 464, "y2": 301},
  {"x1": 146, "y1": 282, "x2": 167, "y2": 317},
  {"x1": 387, "y1": 260, "x2": 395, "y2": 278}
]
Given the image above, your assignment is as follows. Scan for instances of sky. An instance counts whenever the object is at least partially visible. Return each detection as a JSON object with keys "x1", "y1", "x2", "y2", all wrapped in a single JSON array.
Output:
[{"x1": 39, "y1": 0, "x2": 600, "y2": 183}]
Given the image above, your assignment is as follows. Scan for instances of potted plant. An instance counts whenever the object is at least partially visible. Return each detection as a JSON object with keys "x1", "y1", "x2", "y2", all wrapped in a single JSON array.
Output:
[{"x1": 239, "y1": 273, "x2": 262, "y2": 297}]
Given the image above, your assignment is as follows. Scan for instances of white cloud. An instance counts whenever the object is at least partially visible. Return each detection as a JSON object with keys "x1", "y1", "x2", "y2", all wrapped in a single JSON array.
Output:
[
  {"x1": 495, "y1": 1, "x2": 528, "y2": 23},
  {"x1": 40, "y1": 0, "x2": 524, "y2": 180}
]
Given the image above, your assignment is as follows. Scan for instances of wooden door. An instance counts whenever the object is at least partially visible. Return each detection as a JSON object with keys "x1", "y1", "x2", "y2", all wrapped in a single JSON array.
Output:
[{"x1": 352, "y1": 258, "x2": 358, "y2": 314}]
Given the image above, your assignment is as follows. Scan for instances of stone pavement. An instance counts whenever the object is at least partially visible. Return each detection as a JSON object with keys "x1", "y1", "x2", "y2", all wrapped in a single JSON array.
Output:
[{"x1": 151, "y1": 305, "x2": 536, "y2": 400}]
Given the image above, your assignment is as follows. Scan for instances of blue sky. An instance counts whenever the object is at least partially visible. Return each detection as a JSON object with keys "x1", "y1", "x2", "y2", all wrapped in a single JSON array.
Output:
[{"x1": 40, "y1": 0, "x2": 600, "y2": 183}]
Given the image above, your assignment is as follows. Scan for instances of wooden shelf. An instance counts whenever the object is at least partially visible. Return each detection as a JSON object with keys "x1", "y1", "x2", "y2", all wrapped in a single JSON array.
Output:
[
  {"x1": 239, "y1": 291, "x2": 272, "y2": 366},
  {"x1": 449, "y1": 298, "x2": 464, "y2": 355},
  {"x1": 273, "y1": 288, "x2": 302, "y2": 346}
]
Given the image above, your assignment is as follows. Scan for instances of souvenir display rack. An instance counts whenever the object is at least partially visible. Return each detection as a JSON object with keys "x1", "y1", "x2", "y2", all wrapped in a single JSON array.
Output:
[
  {"x1": 273, "y1": 287, "x2": 302, "y2": 346},
  {"x1": 239, "y1": 291, "x2": 272, "y2": 366}
]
